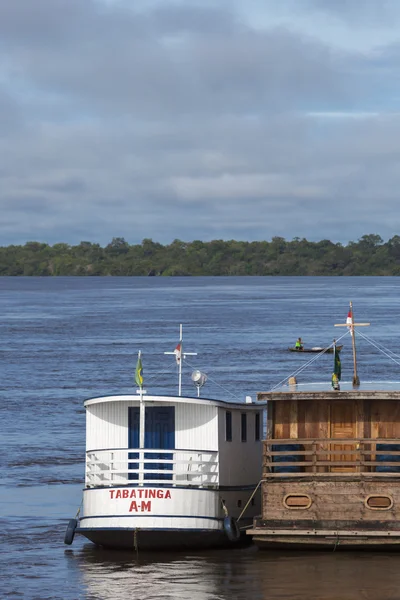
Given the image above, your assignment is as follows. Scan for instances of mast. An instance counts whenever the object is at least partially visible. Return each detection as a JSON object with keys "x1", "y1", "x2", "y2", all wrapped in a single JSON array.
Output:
[
  {"x1": 334, "y1": 302, "x2": 370, "y2": 388},
  {"x1": 164, "y1": 325, "x2": 197, "y2": 396},
  {"x1": 179, "y1": 324, "x2": 183, "y2": 395},
  {"x1": 349, "y1": 302, "x2": 359, "y2": 386}
]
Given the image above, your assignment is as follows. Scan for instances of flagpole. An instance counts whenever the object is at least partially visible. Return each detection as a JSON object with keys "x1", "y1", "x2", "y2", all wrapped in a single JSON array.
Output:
[
  {"x1": 349, "y1": 301, "x2": 360, "y2": 387},
  {"x1": 334, "y1": 303, "x2": 370, "y2": 388},
  {"x1": 137, "y1": 350, "x2": 145, "y2": 485},
  {"x1": 178, "y1": 324, "x2": 182, "y2": 397},
  {"x1": 164, "y1": 325, "x2": 197, "y2": 396}
]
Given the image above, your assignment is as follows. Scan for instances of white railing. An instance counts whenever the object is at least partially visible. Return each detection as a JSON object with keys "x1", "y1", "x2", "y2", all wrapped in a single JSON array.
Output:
[{"x1": 85, "y1": 448, "x2": 219, "y2": 488}]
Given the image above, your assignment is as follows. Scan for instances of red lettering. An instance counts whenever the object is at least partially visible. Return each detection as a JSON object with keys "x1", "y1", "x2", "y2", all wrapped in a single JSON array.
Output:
[
  {"x1": 129, "y1": 501, "x2": 138, "y2": 512},
  {"x1": 149, "y1": 489, "x2": 156, "y2": 498},
  {"x1": 116, "y1": 490, "x2": 122, "y2": 499},
  {"x1": 165, "y1": 490, "x2": 171, "y2": 499},
  {"x1": 109, "y1": 490, "x2": 115, "y2": 499},
  {"x1": 130, "y1": 489, "x2": 136, "y2": 498},
  {"x1": 157, "y1": 490, "x2": 163, "y2": 498},
  {"x1": 141, "y1": 501, "x2": 151, "y2": 512},
  {"x1": 122, "y1": 489, "x2": 129, "y2": 498}
]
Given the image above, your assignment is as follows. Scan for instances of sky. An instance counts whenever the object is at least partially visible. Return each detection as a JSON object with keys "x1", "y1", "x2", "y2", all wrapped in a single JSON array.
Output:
[{"x1": 1, "y1": 0, "x2": 400, "y2": 247}]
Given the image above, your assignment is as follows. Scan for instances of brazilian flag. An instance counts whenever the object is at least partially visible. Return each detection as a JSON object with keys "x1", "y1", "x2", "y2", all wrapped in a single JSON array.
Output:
[
  {"x1": 135, "y1": 354, "x2": 143, "y2": 388},
  {"x1": 333, "y1": 345, "x2": 341, "y2": 381}
]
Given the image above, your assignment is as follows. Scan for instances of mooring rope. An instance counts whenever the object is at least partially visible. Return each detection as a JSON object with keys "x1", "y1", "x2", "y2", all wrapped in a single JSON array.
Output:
[
  {"x1": 237, "y1": 479, "x2": 266, "y2": 524},
  {"x1": 270, "y1": 330, "x2": 349, "y2": 391}
]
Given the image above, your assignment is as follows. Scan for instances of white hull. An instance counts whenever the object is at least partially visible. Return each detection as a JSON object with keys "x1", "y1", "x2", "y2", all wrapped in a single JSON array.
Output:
[{"x1": 77, "y1": 485, "x2": 260, "y2": 550}]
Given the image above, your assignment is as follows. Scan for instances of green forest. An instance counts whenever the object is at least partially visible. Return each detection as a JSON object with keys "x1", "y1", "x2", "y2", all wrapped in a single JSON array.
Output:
[{"x1": 1, "y1": 234, "x2": 400, "y2": 276}]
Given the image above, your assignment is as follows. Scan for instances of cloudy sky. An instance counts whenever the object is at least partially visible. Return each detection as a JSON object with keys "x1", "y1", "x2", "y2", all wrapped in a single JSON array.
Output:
[{"x1": 1, "y1": 0, "x2": 400, "y2": 246}]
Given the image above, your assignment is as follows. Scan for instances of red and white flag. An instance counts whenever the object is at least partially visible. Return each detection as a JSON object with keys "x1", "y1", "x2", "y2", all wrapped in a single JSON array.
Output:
[
  {"x1": 346, "y1": 310, "x2": 353, "y2": 335},
  {"x1": 174, "y1": 343, "x2": 182, "y2": 364}
]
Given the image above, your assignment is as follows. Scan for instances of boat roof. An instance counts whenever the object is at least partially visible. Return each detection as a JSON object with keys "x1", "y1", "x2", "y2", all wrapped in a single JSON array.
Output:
[
  {"x1": 257, "y1": 380, "x2": 400, "y2": 401},
  {"x1": 84, "y1": 393, "x2": 266, "y2": 409}
]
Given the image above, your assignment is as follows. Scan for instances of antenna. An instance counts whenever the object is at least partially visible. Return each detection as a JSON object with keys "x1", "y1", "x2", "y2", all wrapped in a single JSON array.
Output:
[{"x1": 164, "y1": 324, "x2": 197, "y2": 396}]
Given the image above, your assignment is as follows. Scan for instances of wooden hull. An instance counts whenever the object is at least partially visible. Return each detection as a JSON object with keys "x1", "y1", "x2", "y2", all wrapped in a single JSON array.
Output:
[
  {"x1": 248, "y1": 528, "x2": 400, "y2": 550},
  {"x1": 288, "y1": 345, "x2": 343, "y2": 353}
]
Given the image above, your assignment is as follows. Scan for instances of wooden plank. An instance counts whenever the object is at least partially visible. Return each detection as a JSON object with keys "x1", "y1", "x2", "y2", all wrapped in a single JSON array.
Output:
[
  {"x1": 266, "y1": 401, "x2": 274, "y2": 441},
  {"x1": 289, "y1": 400, "x2": 298, "y2": 439},
  {"x1": 247, "y1": 529, "x2": 400, "y2": 537},
  {"x1": 257, "y1": 391, "x2": 400, "y2": 402},
  {"x1": 273, "y1": 401, "x2": 284, "y2": 439},
  {"x1": 263, "y1": 472, "x2": 400, "y2": 478}
]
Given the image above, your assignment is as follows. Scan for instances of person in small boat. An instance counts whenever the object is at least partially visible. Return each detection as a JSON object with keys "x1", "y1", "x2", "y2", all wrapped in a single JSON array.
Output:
[{"x1": 295, "y1": 337, "x2": 303, "y2": 350}]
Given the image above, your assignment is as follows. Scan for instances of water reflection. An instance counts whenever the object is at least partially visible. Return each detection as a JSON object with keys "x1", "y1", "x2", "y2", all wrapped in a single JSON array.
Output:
[{"x1": 66, "y1": 544, "x2": 400, "y2": 600}]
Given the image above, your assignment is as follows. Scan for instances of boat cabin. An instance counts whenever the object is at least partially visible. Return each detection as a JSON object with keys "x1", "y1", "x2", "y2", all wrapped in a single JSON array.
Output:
[
  {"x1": 78, "y1": 393, "x2": 264, "y2": 548},
  {"x1": 247, "y1": 381, "x2": 400, "y2": 549},
  {"x1": 84, "y1": 394, "x2": 263, "y2": 490}
]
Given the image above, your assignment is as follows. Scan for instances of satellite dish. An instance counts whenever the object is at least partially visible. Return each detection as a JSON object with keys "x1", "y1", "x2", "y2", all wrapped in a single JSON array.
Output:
[{"x1": 191, "y1": 370, "x2": 207, "y2": 396}]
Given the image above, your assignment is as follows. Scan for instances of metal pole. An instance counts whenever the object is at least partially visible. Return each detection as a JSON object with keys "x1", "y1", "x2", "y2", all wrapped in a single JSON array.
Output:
[
  {"x1": 138, "y1": 350, "x2": 145, "y2": 484},
  {"x1": 178, "y1": 324, "x2": 182, "y2": 397},
  {"x1": 350, "y1": 301, "x2": 360, "y2": 386}
]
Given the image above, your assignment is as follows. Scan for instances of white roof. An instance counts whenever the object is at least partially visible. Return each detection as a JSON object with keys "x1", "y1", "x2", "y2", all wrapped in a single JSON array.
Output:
[{"x1": 84, "y1": 393, "x2": 265, "y2": 410}]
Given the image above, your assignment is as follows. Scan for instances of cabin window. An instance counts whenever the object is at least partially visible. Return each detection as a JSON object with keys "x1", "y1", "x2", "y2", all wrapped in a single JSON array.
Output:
[
  {"x1": 255, "y1": 412, "x2": 261, "y2": 441},
  {"x1": 225, "y1": 411, "x2": 232, "y2": 442},
  {"x1": 365, "y1": 495, "x2": 393, "y2": 510},
  {"x1": 283, "y1": 494, "x2": 312, "y2": 510},
  {"x1": 241, "y1": 413, "x2": 247, "y2": 442}
]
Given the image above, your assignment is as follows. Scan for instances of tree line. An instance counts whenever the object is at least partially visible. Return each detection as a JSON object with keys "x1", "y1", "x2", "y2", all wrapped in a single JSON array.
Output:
[{"x1": 1, "y1": 234, "x2": 400, "y2": 276}]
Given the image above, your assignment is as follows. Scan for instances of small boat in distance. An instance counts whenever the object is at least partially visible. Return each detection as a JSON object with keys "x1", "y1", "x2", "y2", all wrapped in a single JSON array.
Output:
[
  {"x1": 288, "y1": 344, "x2": 343, "y2": 354},
  {"x1": 64, "y1": 325, "x2": 265, "y2": 551}
]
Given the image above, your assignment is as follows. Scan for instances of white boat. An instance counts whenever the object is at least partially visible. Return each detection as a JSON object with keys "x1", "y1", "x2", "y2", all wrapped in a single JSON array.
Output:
[{"x1": 64, "y1": 326, "x2": 265, "y2": 550}]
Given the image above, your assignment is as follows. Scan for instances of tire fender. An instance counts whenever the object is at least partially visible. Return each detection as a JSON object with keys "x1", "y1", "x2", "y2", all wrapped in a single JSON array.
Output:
[
  {"x1": 223, "y1": 516, "x2": 240, "y2": 542},
  {"x1": 64, "y1": 518, "x2": 77, "y2": 545}
]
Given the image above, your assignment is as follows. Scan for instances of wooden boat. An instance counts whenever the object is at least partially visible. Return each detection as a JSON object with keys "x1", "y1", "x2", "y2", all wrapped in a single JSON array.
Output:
[
  {"x1": 288, "y1": 345, "x2": 343, "y2": 354},
  {"x1": 64, "y1": 325, "x2": 265, "y2": 551},
  {"x1": 247, "y1": 302, "x2": 400, "y2": 550}
]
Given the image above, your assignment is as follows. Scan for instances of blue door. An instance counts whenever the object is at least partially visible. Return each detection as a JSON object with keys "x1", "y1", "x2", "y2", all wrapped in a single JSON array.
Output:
[{"x1": 128, "y1": 406, "x2": 175, "y2": 482}]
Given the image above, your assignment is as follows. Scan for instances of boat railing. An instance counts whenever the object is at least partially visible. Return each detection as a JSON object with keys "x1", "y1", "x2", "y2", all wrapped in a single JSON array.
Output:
[
  {"x1": 263, "y1": 438, "x2": 400, "y2": 477},
  {"x1": 85, "y1": 448, "x2": 219, "y2": 488}
]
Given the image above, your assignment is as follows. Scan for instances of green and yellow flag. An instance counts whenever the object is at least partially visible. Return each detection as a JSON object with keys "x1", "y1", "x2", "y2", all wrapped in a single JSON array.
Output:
[
  {"x1": 135, "y1": 352, "x2": 143, "y2": 388},
  {"x1": 332, "y1": 344, "x2": 341, "y2": 388}
]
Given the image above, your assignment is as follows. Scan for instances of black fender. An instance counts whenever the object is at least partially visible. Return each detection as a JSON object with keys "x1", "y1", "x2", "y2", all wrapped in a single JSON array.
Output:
[
  {"x1": 223, "y1": 516, "x2": 240, "y2": 542},
  {"x1": 64, "y1": 518, "x2": 77, "y2": 545}
]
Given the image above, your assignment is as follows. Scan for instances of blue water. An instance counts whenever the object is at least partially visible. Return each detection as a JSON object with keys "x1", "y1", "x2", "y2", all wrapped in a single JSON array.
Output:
[{"x1": 2, "y1": 276, "x2": 400, "y2": 599}]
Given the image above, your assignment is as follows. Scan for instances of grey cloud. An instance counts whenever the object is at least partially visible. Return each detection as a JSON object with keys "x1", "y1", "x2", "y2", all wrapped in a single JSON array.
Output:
[
  {"x1": 306, "y1": 0, "x2": 400, "y2": 24},
  {"x1": 0, "y1": 0, "x2": 400, "y2": 246}
]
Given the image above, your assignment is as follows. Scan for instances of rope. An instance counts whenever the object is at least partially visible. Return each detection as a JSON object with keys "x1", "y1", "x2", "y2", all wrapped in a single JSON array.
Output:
[
  {"x1": 138, "y1": 357, "x2": 243, "y2": 402},
  {"x1": 184, "y1": 357, "x2": 243, "y2": 401},
  {"x1": 220, "y1": 498, "x2": 229, "y2": 517},
  {"x1": 237, "y1": 479, "x2": 265, "y2": 522},
  {"x1": 270, "y1": 330, "x2": 349, "y2": 391},
  {"x1": 356, "y1": 331, "x2": 400, "y2": 367},
  {"x1": 75, "y1": 500, "x2": 83, "y2": 519}
]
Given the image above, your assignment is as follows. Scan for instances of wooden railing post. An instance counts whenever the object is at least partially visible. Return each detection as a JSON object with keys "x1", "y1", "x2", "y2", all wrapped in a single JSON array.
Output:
[{"x1": 312, "y1": 441, "x2": 317, "y2": 473}]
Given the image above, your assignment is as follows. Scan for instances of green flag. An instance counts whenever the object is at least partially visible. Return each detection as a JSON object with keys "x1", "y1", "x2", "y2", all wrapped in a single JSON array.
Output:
[
  {"x1": 135, "y1": 353, "x2": 143, "y2": 388},
  {"x1": 332, "y1": 345, "x2": 341, "y2": 388}
]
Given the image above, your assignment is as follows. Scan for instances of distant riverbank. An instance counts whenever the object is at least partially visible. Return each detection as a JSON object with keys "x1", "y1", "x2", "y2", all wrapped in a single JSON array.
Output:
[{"x1": 1, "y1": 234, "x2": 399, "y2": 276}]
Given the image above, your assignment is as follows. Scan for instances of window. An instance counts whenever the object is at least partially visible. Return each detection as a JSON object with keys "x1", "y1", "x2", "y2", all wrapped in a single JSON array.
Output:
[
  {"x1": 283, "y1": 494, "x2": 312, "y2": 510},
  {"x1": 241, "y1": 413, "x2": 247, "y2": 442},
  {"x1": 225, "y1": 411, "x2": 232, "y2": 442},
  {"x1": 255, "y1": 412, "x2": 261, "y2": 441},
  {"x1": 365, "y1": 495, "x2": 393, "y2": 510}
]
